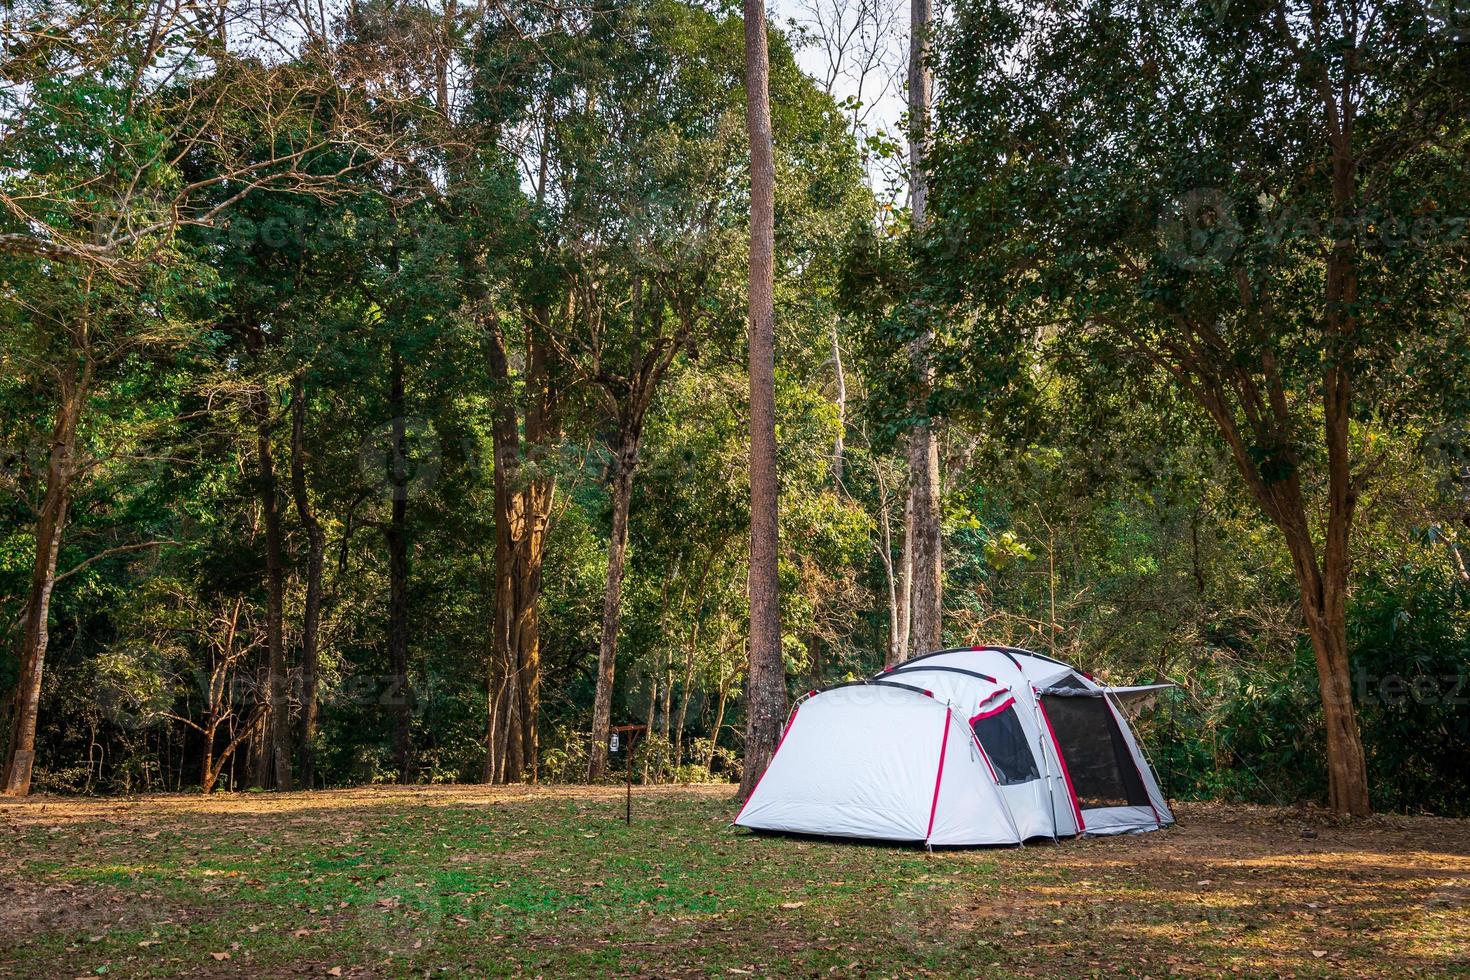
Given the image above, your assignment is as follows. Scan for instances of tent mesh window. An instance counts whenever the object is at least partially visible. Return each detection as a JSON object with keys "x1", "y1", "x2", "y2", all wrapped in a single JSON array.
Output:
[
  {"x1": 1040, "y1": 694, "x2": 1150, "y2": 809},
  {"x1": 971, "y1": 704, "x2": 1041, "y2": 785}
]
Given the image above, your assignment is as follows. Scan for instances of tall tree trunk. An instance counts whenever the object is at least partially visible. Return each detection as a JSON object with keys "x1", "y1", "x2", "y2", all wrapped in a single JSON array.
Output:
[
  {"x1": 895, "y1": 494, "x2": 912, "y2": 662},
  {"x1": 830, "y1": 323, "x2": 846, "y2": 484},
  {"x1": 1266, "y1": 473, "x2": 1368, "y2": 817},
  {"x1": 1300, "y1": 569, "x2": 1369, "y2": 816},
  {"x1": 386, "y1": 351, "x2": 412, "y2": 783},
  {"x1": 875, "y1": 466, "x2": 904, "y2": 667},
  {"x1": 253, "y1": 387, "x2": 293, "y2": 792},
  {"x1": 737, "y1": 0, "x2": 787, "y2": 803},
  {"x1": 587, "y1": 432, "x2": 637, "y2": 781},
  {"x1": 1316, "y1": 100, "x2": 1371, "y2": 818},
  {"x1": 907, "y1": 433, "x2": 942, "y2": 653},
  {"x1": 482, "y1": 318, "x2": 558, "y2": 785},
  {"x1": 290, "y1": 375, "x2": 325, "y2": 789},
  {"x1": 905, "y1": 0, "x2": 942, "y2": 657},
  {"x1": 3, "y1": 360, "x2": 89, "y2": 796},
  {"x1": 660, "y1": 645, "x2": 673, "y2": 747}
]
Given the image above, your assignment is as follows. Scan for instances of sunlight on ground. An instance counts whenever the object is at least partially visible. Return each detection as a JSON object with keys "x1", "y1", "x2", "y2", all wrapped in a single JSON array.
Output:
[{"x1": 2, "y1": 788, "x2": 1467, "y2": 977}]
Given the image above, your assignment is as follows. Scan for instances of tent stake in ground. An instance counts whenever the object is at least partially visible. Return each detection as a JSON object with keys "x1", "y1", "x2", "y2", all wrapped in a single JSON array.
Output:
[{"x1": 611, "y1": 724, "x2": 645, "y2": 825}]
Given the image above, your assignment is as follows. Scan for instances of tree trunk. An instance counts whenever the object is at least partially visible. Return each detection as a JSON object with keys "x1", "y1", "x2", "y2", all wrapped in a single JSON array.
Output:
[
  {"x1": 203, "y1": 708, "x2": 260, "y2": 795},
  {"x1": 482, "y1": 319, "x2": 558, "y2": 785},
  {"x1": 895, "y1": 493, "x2": 912, "y2": 662},
  {"x1": 245, "y1": 706, "x2": 267, "y2": 789},
  {"x1": 907, "y1": 429, "x2": 942, "y2": 653},
  {"x1": 830, "y1": 322, "x2": 846, "y2": 484},
  {"x1": 660, "y1": 644, "x2": 673, "y2": 747},
  {"x1": 904, "y1": 0, "x2": 942, "y2": 658},
  {"x1": 1317, "y1": 115, "x2": 1371, "y2": 818},
  {"x1": 201, "y1": 734, "x2": 218, "y2": 794},
  {"x1": 3, "y1": 360, "x2": 89, "y2": 796},
  {"x1": 290, "y1": 376, "x2": 325, "y2": 789},
  {"x1": 253, "y1": 387, "x2": 293, "y2": 792},
  {"x1": 876, "y1": 469, "x2": 903, "y2": 668},
  {"x1": 386, "y1": 351, "x2": 412, "y2": 784},
  {"x1": 1302, "y1": 590, "x2": 1370, "y2": 816},
  {"x1": 587, "y1": 433, "x2": 638, "y2": 781},
  {"x1": 737, "y1": 0, "x2": 787, "y2": 803}
]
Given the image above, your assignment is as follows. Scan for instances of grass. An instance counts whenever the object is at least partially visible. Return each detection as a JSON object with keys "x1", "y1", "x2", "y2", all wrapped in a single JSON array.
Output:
[{"x1": 2, "y1": 785, "x2": 1468, "y2": 977}]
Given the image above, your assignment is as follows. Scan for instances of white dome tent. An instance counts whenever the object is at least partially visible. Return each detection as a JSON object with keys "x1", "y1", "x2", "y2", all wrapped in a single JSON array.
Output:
[{"x1": 734, "y1": 646, "x2": 1175, "y2": 846}]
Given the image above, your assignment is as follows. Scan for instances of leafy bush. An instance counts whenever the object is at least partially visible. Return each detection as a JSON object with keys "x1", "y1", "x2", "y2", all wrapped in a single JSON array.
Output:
[{"x1": 1145, "y1": 564, "x2": 1470, "y2": 815}]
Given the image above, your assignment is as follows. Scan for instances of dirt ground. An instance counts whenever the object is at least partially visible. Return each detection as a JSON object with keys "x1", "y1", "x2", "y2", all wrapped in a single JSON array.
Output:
[{"x1": 2, "y1": 785, "x2": 1467, "y2": 977}]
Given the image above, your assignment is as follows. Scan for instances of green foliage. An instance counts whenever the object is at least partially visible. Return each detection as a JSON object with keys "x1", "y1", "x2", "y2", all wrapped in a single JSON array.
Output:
[
  {"x1": 1351, "y1": 566, "x2": 1470, "y2": 815},
  {"x1": 4, "y1": 0, "x2": 1467, "y2": 817}
]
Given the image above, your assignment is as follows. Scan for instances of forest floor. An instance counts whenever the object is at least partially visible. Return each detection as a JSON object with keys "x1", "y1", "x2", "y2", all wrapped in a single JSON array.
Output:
[{"x1": 1, "y1": 785, "x2": 1467, "y2": 978}]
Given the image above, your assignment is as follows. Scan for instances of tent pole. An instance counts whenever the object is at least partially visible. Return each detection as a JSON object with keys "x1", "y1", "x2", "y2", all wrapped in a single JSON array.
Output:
[{"x1": 1026, "y1": 686, "x2": 1061, "y2": 843}]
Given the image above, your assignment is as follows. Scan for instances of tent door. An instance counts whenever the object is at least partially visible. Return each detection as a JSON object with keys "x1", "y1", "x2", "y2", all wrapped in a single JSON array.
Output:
[{"x1": 1037, "y1": 694, "x2": 1151, "y2": 811}]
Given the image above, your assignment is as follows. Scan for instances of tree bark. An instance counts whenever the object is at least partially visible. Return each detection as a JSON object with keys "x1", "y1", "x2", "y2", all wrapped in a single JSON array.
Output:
[
  {"x1": 898, "y1": 498, "x2": 913, "y2": 662},
  {"x1": 660, "y1": 641, "x2": 673, "y2": 748},
  {"x1": 736, "y1": 0, "x2": 788, "y2": 803},
  {"x1": 877, "y1": 465, "x2": 906, "y2": 667},
  {"x1": 830, "y1": 323, "x2": 846, "y2": 484},
  {"x1": 1315, "y1": 81, "x2": 1372, "y2": 818},
  {"x1": 289, "y1": 376, "x2": 326, "y2": 789},
  {"x1": 646, "y1": 655, "x2": 664, "y2": 787},
  {"x1": 906, "y1": 428, "x2": 942, "y2": 653},
  {"x1": 904, "y1": 0, "x2": 942, "y2": 657},
  {"x1": 1297, "y1": 558, "x2": 1369, "y2": 817},
  {"x1": 253, "y1": 386, "x2": 293, "y2": 792},
  {"x1": 3, "y1": 359, "x2": 90, "y2": 796},
  {"x1": 385, "y1": 350, "x2": 413, "y2": 783},
  {"x1": 587, "y1": 434, "x2": 637, "y2": 781},
  {"x1": 482, "y1": 312, "x2": 559, "y2": 785}
]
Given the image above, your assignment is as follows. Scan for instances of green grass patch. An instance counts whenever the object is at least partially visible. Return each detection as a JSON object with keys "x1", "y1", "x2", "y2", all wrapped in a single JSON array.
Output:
[{"x1": 2, "y1": 787, "x2": 1467, "y2": 977}]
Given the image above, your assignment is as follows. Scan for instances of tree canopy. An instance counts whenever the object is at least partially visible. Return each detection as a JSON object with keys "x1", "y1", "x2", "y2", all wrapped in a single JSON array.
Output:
[{"x1": 1, "y1": 0, "x2": 1467, "y2": 817}]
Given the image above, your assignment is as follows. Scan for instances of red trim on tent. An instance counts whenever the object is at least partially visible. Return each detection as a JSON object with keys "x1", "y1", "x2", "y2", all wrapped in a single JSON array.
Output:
[
  {"x1": 966, "y1": 697, "x2": 1014, "y2": 785},
  {"x1": 975, "y1": 688, "x2": 1008, "y2": 709},
  {"x1": 968, "y1": 696, "x2": 1016, "y2": 724},
  {"x1": 1035, "y1": 693, "x2": 1085, "y2": 832},
  {"x1": 734, "y1": 705, "x2": 800, "y2": 825},
  {"x1": 924, "y1": 713, "x2": 951, "y2": 842},
  {"x1": 969, "y1": 727, "x2": 999, "y2": 783}
]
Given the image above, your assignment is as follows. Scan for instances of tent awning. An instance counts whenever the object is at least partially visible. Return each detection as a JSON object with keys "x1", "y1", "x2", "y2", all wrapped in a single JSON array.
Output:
[
  {"x1": 1035, "y1": 682, "x2": 1176, "y2": 705},
  {"x1": 1103, "y1": 683, "x2": 1176, "y2": 702}
]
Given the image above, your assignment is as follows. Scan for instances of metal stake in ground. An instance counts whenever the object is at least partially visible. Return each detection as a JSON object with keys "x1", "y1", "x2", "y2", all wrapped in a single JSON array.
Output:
[{"x1": 612, "y1": 724, "x2": 645, "y2": 825}]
